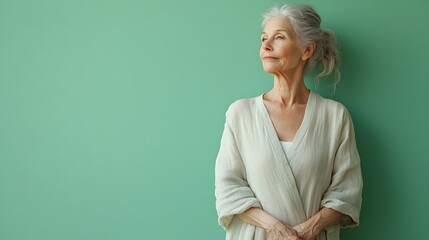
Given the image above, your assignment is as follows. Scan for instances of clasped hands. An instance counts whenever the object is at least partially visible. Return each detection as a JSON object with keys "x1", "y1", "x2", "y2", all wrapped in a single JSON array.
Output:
[
  {"x1": 238, "y1": 207, "x2": 342, "y2": 240},
  {"x1": 266, "y1": 220, "x2": 318, "y2": 240}
]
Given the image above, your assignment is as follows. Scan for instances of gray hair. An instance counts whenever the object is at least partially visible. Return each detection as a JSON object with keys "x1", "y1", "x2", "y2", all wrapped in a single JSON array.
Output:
[{"x1": 262, "y1": 4, "x2": 340, "y2": 84}]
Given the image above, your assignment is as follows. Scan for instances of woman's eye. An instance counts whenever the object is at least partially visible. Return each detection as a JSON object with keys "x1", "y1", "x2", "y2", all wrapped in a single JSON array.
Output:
[
  {"x1": 275, "y1": 35, "x2": 285, "y2": 40},
  {"x1": 261, "y1": 38, "x2": 267, "y2": 42}
]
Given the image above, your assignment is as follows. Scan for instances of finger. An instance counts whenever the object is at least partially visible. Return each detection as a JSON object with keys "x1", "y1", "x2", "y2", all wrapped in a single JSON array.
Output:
[{"x1": 280, "y1": 227, "x2": 298, "y2": 237}]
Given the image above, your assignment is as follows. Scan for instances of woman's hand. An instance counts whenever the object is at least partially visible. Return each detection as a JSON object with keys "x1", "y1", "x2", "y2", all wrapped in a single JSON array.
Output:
[
  {"x1": 266, "y1": 220, "x2": 302, "y2": 240},
  {"x1": 237, "y1": 207, "x2": 303, "y2": 240},
  {"x1": 239, "y1": 208, "x2": 301, "y2": 240},
  {"x1": 293, "y1": 222, "x2": 318, "y2": 240},
  {"x1": 293, "y1": 208, "x2": 344, "y2": 240}
]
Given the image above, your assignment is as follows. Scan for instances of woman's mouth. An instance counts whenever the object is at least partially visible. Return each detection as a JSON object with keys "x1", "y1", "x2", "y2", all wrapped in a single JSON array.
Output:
[{"x1": 263, "y1": 56, "x2": 279, "y2": 60}]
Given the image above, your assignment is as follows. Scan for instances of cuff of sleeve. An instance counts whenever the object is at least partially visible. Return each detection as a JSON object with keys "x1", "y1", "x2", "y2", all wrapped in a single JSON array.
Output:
[
  {"x1": 322, "y1": 199, "x2": 360, "y2": 228},
  {"x1": 218, "y1": 200, "x2": 261, "y2": 230}
]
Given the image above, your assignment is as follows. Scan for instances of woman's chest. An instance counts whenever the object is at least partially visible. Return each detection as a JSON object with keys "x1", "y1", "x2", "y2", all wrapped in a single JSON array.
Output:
[{"x1": 264, "y1": 103, "x2": 306, "y2": 142}]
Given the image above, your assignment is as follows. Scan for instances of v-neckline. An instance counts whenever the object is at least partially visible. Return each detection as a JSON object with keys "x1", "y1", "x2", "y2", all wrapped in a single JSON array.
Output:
[{"x1": 257, "y1": 91, "x2": 315, "y2": 161}]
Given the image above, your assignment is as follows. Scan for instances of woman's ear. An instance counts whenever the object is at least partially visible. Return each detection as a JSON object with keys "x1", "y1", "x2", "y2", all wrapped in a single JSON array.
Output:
[{"x1": 302, "y1": 42, "x2": 316, "y2": 61}]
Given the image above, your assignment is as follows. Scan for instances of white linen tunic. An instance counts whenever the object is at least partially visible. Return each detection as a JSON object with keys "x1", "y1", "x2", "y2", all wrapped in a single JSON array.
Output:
[{"x1": 215, "y1": 91, "x2": 363, "y2": 240}]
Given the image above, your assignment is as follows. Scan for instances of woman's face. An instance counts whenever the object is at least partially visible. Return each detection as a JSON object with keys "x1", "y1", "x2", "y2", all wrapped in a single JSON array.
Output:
[{"x1": 260, "y1": 17, "x2": 306, "y2": 75}]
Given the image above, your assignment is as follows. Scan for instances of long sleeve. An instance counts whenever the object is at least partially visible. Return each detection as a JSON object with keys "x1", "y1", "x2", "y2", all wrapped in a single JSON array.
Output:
[
  {"x1": 215, "y1": 108, "x2": 261, "y2": 230},
  {"x1": 321, "y1": 109, "x2": 363, "y2": 228}
]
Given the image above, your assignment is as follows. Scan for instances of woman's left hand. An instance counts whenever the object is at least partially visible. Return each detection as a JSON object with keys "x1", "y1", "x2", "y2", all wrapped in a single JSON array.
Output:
[
  {"x1": 293, "y1": 222, "x2": 318, "y2": 240},
  {"x1": 293, "y1": 208, "x2": 344, "y2": 240}
]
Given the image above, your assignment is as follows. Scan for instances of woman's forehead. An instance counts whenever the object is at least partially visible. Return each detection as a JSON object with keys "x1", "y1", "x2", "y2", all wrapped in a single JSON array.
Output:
[{"x1": 262, "y1": 17, "x2": 294, "y2": 35}]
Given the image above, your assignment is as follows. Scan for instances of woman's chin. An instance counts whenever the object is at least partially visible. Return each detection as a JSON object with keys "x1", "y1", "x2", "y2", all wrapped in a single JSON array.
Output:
[{"x1": 262, "y1": 67, "x2": 279, "y2": 74}]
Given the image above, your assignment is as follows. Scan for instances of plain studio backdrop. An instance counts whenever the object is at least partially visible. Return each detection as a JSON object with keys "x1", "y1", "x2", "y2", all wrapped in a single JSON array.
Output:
[{"x1": 0, "y1": 0, "x2": 428, "y2": 239}]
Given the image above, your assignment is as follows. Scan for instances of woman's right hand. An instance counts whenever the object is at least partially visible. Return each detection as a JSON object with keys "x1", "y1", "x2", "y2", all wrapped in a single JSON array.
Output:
[
  {"x1": 237, "y1": 208, "x2": 302, "y2": 240},
  {"x1": 266, "y1": 221, "x2": 302, "y2": 240}
]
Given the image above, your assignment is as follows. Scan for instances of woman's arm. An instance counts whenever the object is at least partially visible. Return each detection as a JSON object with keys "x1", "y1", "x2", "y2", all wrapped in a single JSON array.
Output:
[
  {"x1": 239, "y1": 207, "x2": 302, "y2": 240},
  {"x1": 293, "y1": 208, "x2": 352, "y2": 240},
  {"x1": 215, "y1": 112, "x2": 262, "y2": 229}
]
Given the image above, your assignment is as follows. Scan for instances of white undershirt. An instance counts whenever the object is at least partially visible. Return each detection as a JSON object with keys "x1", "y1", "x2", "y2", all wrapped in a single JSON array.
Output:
[{"x1": 280, "y1": 141, "x2": 293, "y2": 153}]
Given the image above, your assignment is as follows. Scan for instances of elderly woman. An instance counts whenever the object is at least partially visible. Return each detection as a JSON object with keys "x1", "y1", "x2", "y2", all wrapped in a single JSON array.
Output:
[{"x1": 215, "y1": 4, "x2": 363, "y2": 240}]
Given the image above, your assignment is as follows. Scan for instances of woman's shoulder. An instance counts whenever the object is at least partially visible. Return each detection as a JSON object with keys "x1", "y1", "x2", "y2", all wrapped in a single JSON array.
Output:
[
  {"x1": 312, "y1": 92, "x2": 352, "y2": 118},
  {"x1": 225, "y1": 95, "x2": 259, "y2": 120},
  {"x1": 227, "y1": 96, "x2": 257, "y2": 111}
]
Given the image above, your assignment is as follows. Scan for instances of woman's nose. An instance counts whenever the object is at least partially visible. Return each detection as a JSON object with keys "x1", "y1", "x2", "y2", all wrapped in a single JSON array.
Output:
[{"x1": 262, "y1": 41, "x2": 273, "y2": 51}]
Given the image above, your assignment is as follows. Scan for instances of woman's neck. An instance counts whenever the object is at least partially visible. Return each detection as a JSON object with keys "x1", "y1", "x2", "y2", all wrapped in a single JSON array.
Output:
[{"x1": 264, "y1": 73, "x2": 310, "y2": 107}]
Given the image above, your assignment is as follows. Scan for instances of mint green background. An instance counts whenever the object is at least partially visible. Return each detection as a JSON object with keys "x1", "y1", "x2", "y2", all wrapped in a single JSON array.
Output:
[{"x1": 0, "y1": 0, "x2": 427, "y2": 239}]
